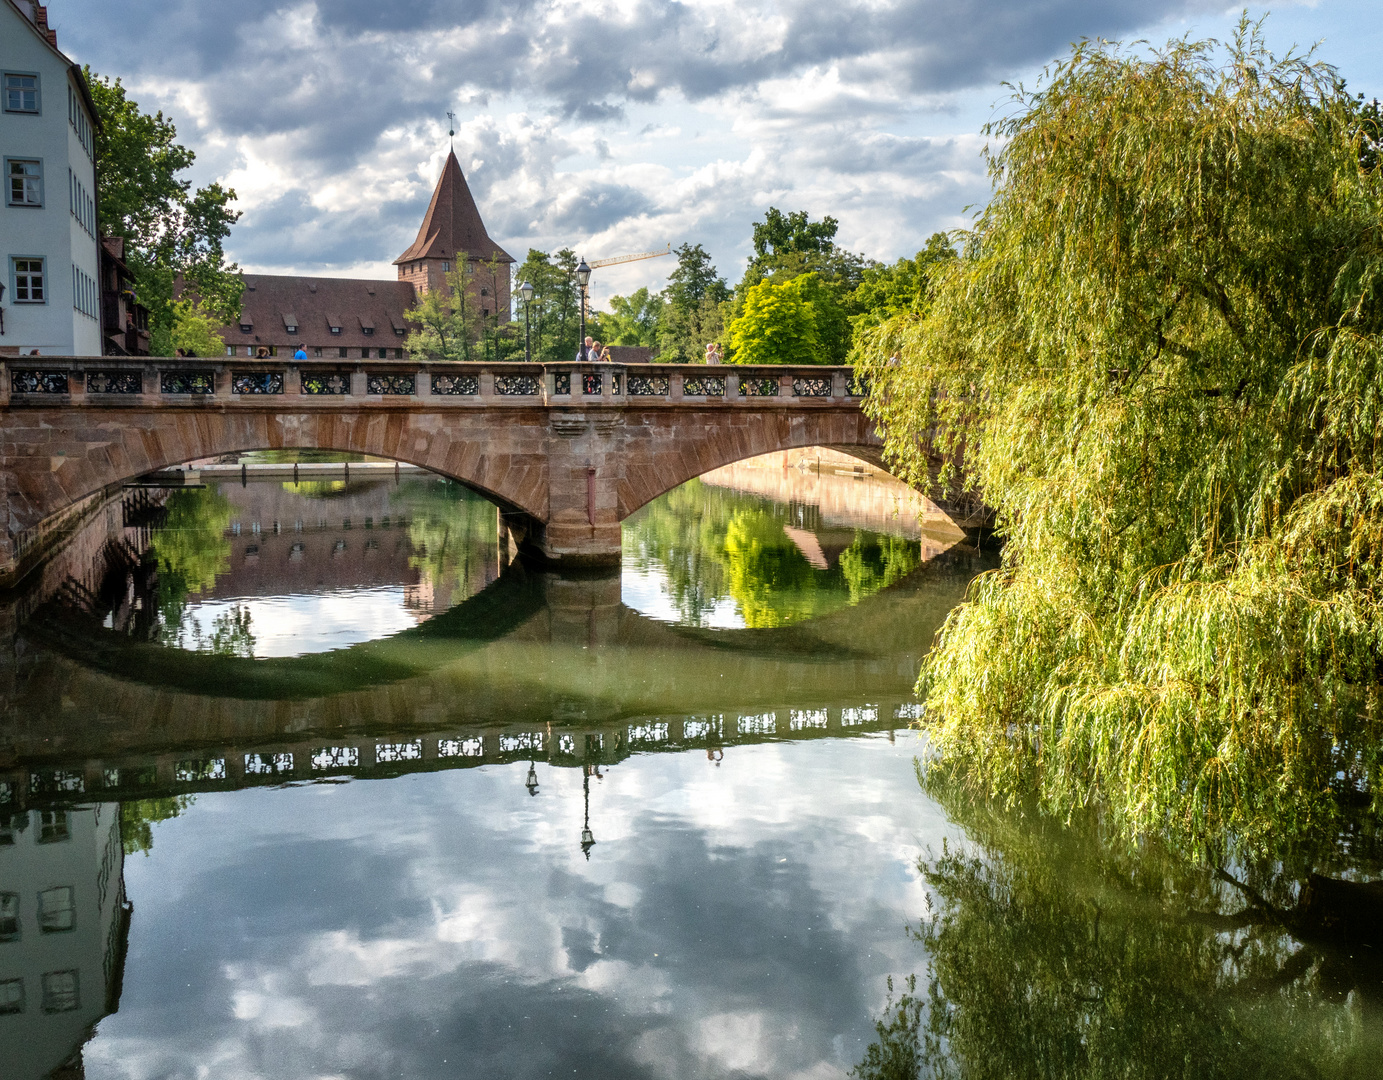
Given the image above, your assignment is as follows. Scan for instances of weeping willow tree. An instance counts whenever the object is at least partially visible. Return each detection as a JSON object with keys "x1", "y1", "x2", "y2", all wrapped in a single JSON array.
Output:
[{"x1": 857, "y1": 23, "x2": 1383, "y2": 850}]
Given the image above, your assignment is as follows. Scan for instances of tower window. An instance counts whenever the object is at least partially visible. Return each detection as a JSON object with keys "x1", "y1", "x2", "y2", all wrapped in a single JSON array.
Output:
[{"x1": 442, "y1": 261, "x2": 450, "y2": 272}]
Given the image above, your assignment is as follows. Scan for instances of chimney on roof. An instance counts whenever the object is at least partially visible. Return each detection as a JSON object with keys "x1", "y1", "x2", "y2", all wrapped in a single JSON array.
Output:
[
  {"x1": 33, "y1": 4, "x2": 56, "y2": 47},
  {"x1": 309, "y1": 283, "x2": 317, "y2": 292}
]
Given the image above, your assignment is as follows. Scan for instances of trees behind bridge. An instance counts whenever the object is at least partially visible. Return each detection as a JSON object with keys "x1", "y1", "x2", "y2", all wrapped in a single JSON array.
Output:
[{"x1": 856, "y1": 21, "x2": 1383, "y2": 854}]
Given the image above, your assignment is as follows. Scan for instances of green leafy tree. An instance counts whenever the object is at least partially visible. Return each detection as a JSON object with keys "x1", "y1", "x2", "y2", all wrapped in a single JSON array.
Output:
[
  {"x1": 168, "y1": 298, "x2": 226, "y2": 358},
  {"x1": 885, "y1": 779, "x2": 1383, "y2": 1080},
  {"x1": 727, "y1": 275, "x2": 821, "y2": 365},
  {"x1": 850, "y1": 233, "x2": 957, "y2": 342},
  {"x1": 856, "y1": 24, "x2": 1383, "y2": 850},
  {"x1": 593, "y1": 287, "x2": 664, "y2": 347},
  {"x1": 513, "y1": 248, "x2": 581, "y2": 362},
  {"x1": 661, "y1": 243, "x2": 731, "y2": 362},
  {"x1": 85, "y1": 71, "x2": 241, "y2": 356},
  {"x1": 148, "y1": 487, "x2": 233, "y2": 642},
  {"x1": 724, "y1": 208, "x2": 868, "y2": 360},
  {"x1": 120, "y1": 796, "x2": 194, "y2": 856},
  {"x1": 403, "y1": 264, "x2": 486, "y2": 361}
]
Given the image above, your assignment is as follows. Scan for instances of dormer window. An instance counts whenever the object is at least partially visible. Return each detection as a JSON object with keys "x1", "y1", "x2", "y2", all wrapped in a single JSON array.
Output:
[
  {"x1": 362, "y1": 326, "x2": 373, "y2": 336},
  {"x1": 239, "y1": 323, "x2": 252, "y2": 333},
  {"x1": 330, "y1": 326, "x2": 341, "y2": 335},
  {"x1": 394, "y1": 327, "x2": 404, "y2": 337},
  {"x1": 285, "y1": 324, "x2": 297, "y2": 334}
]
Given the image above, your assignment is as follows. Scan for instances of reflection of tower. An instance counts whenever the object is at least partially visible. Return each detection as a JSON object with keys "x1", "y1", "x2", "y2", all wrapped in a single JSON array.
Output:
[
  {"x1": 0, "y1": 804, "x2": 131, "y2": 1080},
  {"x1": 580, "y1": 766, "x2": 597, "y2": 860}
]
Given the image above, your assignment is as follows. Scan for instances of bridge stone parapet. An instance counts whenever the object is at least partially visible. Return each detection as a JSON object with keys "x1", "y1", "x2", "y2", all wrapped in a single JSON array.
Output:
[{"x1": 0, "y1": 357, "x2": 919, "y2": 586}]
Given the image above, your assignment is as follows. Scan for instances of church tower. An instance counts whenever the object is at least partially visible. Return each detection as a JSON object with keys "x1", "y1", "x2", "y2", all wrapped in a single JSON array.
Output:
[{"x1": 394, "y1": 151, "x2": 514, "y2": 324}]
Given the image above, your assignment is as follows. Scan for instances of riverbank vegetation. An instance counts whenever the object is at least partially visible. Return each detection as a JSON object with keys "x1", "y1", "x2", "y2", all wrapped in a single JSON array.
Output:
[{"x1": 856, "y1": 23, "x2": 1383, "y2": 852}]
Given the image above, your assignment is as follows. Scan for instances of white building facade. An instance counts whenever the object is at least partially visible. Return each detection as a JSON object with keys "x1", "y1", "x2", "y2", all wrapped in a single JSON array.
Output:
[{"x1": 0, "y1": 0, "x2": 101, "y2": 356}]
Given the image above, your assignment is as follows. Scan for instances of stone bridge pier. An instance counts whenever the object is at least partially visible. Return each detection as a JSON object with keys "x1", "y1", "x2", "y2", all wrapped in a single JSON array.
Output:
[{"x1": 0, "y1": 357, "x2": 982, "y2": 586}]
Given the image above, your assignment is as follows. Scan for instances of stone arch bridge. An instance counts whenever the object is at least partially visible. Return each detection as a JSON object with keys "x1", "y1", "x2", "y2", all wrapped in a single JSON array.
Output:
[{"x1": 0, "y1": 357, "x2": 976, "y2": 585}]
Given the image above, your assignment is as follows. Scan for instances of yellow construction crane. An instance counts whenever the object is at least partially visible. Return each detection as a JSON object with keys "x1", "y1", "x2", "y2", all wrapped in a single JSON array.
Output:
[
  {"x1": 586, "y1": 245, "x2": 672, "y2": 271},
  {"x1": 577, "y1": 245, "x2": 673, "y2": 323}
]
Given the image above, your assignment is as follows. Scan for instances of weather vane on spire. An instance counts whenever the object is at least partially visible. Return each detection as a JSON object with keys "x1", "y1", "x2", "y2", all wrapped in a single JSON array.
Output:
[{"x1": 446, "y1": 110, "x2": 457, "y2": 149}]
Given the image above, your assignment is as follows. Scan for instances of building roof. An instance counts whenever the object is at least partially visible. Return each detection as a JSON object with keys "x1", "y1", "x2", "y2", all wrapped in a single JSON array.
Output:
[
  {"x1": 219, "y1": 274, "x2": 418, "y2": 349},
  {"x1": 394, "y1": 150, "x2": 513, "y2": 266}
]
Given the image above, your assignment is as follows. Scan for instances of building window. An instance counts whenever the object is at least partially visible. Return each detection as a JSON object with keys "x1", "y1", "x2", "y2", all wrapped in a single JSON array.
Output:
[
  {"x1": 67, "y1": 87, "x2": 93, "y2": 158},
  {"x1": 0, "y1": 893, "x2": 18, "y2": 941},
  {"x1": 12, "y1": 258, "x2": 45, "y2": 303},
  {"x1": 40, "y1": 971, "x2": 79, "y2": 1014},
  {"x1": 330, "y1": 326, "x2": 341, "y2": 335},
  {"x1": 393, "y1": 327, "x2": 404, "y2": 336},
  {"x1": 226, "y1": 345, "x2": 235, "y2": 356},
  {"x1": 285, "y1": 324, "x2": 297, "y2": 334},
  {"x1": 72, "y1": 266, "x2": 98, "y2": 320},
  {"x1": 3, "y1": 73, "x2": 39, "y2": 113},
  {"x1": 362, "y1": 327, "x2": 373, "y2": 336},
  {"x1": 338, "y1": 347, "x2": 348, "y2": 358},
  {"x1": 394, "y1": 348, "x2": 404, "y2": 359},
  {"x1": 37, "y1": 887, "x2": 74, "y2": 933},
  {"x1": 442, "y1": 261, "x2": 450, "y2": 272},
  {"x1": 6, "y1": 158, "x2": 42, "y2": 206},
  {"x1": 480, "y1": 288, "x2": 488, "y2": 297},
  {"x1": 360, "y1": 348, "x2": 370, "y2": 358},
  {"x1": 313, "y1": 347, "x2": 322, "y2": 357},
  {"x1": 0, "y1": 979, "x2": 23, "y2": 1015},
  {"x1": 37, "y1": 810, "x2": 67, "y2": 843},
  {"x1": 465, "y1": 263, "x2": 474, "y2": 275}
]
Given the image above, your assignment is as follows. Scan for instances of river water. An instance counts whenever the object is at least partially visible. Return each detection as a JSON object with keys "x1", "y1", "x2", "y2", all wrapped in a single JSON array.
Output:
[{"x1": 0, "y1": 457, "x2": 1379, "y2": 1079}]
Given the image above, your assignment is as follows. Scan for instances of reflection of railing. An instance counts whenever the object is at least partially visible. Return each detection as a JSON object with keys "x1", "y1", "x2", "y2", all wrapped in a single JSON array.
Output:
[
  {"x1": 0, "y1": 703, "x2": 924, "y2": 811},
  {"x1": 1, "y1": 359, "x2": 868, "y2": 408}
]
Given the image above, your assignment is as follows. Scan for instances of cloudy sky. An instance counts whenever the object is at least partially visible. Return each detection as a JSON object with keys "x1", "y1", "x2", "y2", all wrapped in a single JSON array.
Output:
[
  {"x1": 51, "y1": 0, "x2": 1383, "y2": 303},
  {"x1": 81, "y1": 736, "x2": 961, "y2": 1079}
]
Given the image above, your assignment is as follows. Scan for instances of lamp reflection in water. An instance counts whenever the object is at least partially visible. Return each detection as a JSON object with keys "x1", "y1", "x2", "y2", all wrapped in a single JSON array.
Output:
[
  {"x1": 580, "y1": 765, "x2": 597, "y2": 860},
  {"x1": 524, "y1": 761, "x2": 539, "y2": 797}
]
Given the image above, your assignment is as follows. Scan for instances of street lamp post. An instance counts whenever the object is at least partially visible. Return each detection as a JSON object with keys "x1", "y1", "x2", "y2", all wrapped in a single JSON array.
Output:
[
  {"x1": 576, "y1": 258, "x2": 591, "y2": 360},
  {"x1": 518, "y1": 280, "x2": 534, "y2": 363},
  {"x1": 580, "y1": 765, "x2": 597, "y2": 859}
]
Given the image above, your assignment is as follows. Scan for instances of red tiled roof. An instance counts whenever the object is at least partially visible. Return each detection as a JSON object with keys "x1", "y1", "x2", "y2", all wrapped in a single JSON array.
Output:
[
  {"x1": 218, "y1": 274, "x2": 418, "y2": 350},
  {"x1": 394, "y1": 150, "x2": 513, "y2": 265}
]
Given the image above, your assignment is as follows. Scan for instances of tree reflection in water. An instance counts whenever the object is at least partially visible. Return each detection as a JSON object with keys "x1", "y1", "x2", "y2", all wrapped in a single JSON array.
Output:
[
  {"x1": 625, "y1": 478, "x2": 923, "y2": 628},
  {"x1": 147, "y1": 486, "x2": 234, "y2": 647},
  {"x1": 856, "y1": 783, "x2": 1383, "y2": 1079}
]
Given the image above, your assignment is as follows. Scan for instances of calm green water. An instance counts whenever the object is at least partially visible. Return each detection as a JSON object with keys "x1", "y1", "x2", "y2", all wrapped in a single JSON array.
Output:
[{"x1": 0, "y1": 469, "x2": 1379, "y2": 1079}]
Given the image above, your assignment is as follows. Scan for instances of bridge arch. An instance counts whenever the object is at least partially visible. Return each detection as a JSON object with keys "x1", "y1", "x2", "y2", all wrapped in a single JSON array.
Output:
[
  {"x1": 4, "y1": 406, "x2": 551, "y2": 541},
  {"x1": 615, "y1": 407, "x2": 886, "y2": 520}
]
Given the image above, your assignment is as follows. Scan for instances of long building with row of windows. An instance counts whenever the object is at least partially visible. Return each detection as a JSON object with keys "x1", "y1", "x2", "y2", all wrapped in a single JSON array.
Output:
[
  {"x1": 215, "y1": 149, "x2": 514, "y2": 359},
  {"x1": 0, "y1": 0, "x2": 104, "y2": 356}
]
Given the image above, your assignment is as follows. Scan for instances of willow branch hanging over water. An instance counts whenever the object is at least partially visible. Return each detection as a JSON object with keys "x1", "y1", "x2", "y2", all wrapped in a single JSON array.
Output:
[{"x1": 857, "y1": 21, "x2": 1383, "y2": 851}]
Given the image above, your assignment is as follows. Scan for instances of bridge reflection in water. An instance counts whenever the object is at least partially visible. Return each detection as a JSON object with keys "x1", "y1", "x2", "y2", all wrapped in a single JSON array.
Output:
[{"x1": 0, "y1": 451, "x2": 986, "y2": 1078}]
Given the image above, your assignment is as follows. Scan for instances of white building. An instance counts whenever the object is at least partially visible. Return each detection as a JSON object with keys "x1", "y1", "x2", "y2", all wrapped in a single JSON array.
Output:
[
  {"x1": 0, "y1": 0, "x2": 101, "y2": 357},
  {"x1": 0, "y1": 802, "x2": 129, "y2": 1080}
]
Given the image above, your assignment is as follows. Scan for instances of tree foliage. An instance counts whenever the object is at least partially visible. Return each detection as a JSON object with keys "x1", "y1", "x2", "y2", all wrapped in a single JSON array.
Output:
[
  {"x1": 85, "y1": 71, "x2": 241, "y2": 355},
  {"x1": 403, "y1": 264, "x2": 488, "y2": 361},
  {"x1": 856, "y1": 23, "x2": 1383, "y2": 850},
  {"x1": 169, "y1": 298, "x2": 226, "y2": 358},
  {"x1": 513, "y1": 248, "x2": 582, "y2": 362},
  {"x1": 728, "y1": 275, "x2": 821, "y2": 365},
  {"x1": 594, "y1": 286, "x2": 664, "y2": 347}
]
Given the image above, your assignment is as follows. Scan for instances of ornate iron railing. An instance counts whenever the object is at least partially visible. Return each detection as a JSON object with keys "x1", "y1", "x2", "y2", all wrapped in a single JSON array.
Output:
[{"x1": 2, "y1": 359, "x2": 863, "y2": 408}]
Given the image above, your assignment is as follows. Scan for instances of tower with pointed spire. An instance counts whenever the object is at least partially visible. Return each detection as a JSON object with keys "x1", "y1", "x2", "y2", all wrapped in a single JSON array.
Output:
[{"x1": 394, "y1": 150, "x2": 515, "y2": 324}]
